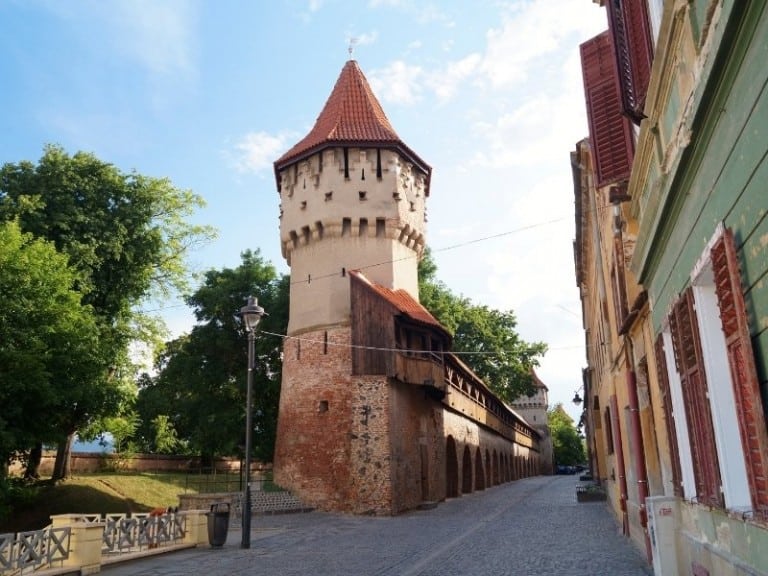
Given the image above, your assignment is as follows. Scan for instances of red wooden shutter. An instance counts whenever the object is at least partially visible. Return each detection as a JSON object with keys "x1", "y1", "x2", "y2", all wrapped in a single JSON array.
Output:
[
  {"x1": 669, "y1": 288, "x2": 723, "y2": 508},
  {"x1": 606, "y1": 0, "x2": 654, "y2": 124},
  {"x1": 654, "y1": 334, "x2": 683, "y2": 497},
  {"x1": 711, "y1": 227, "x2": 768, "y2": 512},
  {"x1": 580, "y1": 31, "x2": 635, "y2": 188}
]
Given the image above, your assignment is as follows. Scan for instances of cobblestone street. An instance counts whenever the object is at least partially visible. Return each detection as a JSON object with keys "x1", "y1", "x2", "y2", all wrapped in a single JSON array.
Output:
[{"x1": 102, "y1": 475, "x2": 651, "y2": 576}]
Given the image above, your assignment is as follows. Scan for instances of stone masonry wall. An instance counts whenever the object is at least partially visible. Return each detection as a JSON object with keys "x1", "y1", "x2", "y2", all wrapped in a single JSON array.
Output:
[
  {"x1": 348, "y1": 375, "x2": 393, "y2": 514},
  {"x1": 274, "y1": 327, "x2": 372, "y2": 512}
]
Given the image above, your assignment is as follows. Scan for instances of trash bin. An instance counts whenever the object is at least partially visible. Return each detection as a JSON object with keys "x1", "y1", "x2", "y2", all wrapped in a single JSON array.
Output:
[{"x1": 206, "y1": 502, "x2": 230, "y2": 547}]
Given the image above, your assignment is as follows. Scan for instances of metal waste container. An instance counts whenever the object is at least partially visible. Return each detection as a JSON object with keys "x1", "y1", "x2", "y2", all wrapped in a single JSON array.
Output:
[{"x1": 206, "y1": 502, "x2": 230, "y2": 547}]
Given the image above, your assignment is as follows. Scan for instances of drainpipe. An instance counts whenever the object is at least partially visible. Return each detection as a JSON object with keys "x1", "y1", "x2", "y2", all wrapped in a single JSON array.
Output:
[
  {"x1": 624, "y1": 335, "x2": 652, "y2": 563},
  {"x1": 610, "y1": 394, "x2": 630, "y2": 536},
  {"x1": 613, "y1": 191, "x2": 652, "y2": 562}
]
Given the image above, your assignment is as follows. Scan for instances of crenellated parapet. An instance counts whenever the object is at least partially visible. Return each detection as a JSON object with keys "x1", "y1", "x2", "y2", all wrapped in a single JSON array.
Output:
[{"x1": 277, "y1": 147, "x2": 428, "y2": 265}]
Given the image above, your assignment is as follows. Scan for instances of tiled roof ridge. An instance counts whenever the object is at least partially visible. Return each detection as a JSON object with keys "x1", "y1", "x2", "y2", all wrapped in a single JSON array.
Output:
[
  {"x1": 274, "y1": 60, "x2": 430, "y2": 177},
  {"x1": 348, "y1": 270, "x2": 447, "y2": 335}
]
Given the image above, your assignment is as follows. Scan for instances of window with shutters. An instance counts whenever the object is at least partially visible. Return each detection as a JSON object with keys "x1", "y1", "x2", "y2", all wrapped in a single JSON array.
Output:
[
  {"x1": 606, "y1": 0, "x2": 654, "y2": 124},
  {"x1": 604, "y1": 406, "x2": 614, "y2": 454},
  {"x1": 655, "y1": 334, "x2": 683, "y2": 497},
  {"x1": 611, "y1": 235, "x2": 629, "y2": 328},
  {"x1": 707, "y1": 227, "x2": 768, "y2": 514},
  {"x1": 668, "y1": 287, "x2": 724, "y2": 508},
  {"x1": 658, "y1": 225, "x2": 768, "y2": 514},
  {"x1": 580, "y1": 31, "x2": 635, "y2": 188}
]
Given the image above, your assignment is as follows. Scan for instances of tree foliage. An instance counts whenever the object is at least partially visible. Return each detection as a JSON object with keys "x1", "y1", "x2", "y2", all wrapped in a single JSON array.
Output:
[
  {"x1": 135, "y1": 251, "x2": 288, "y2": 461},
  {"x1": 548, "y1": 403, "x2": 585, "y2": 466},
  {"x1": 0, "y1": 221, "x2": 106, "y2": 468},
  {"x1": 0, "y1": 145, "x2": 214, "y2": 476},
  {"x1": 418, "y1": 248, "x2": 547, "y2": 402}
]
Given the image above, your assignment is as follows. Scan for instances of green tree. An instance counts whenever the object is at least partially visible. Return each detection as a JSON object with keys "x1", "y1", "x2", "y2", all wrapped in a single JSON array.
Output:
[
  {"x1": 0, "y1": 221, "x2": 105, "y2": 473},
  {"x1": 0, "y1": 145, "x2": 214, "y2": 478},
  {"x1": 135, "y1": 251, "x2": 288, "y2": 462},
  {"x1": 418, "y1": 248, "x2": 547, "y2": 402},
  {"x1": 548, "y1": 403, "x2": 585, "y2": 466}
]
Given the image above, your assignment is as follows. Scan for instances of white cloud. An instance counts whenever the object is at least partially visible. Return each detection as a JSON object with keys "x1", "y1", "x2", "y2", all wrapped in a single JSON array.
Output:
[
  {"x1": 229, "y1": 131, "x2": 294, "y2": 174},
  {"x1": 479, "y1": 0, "x2": 605, "y2": 89},
  {"x1": 426, "y1": 53, "x2": 482, "y2": 103},
  {"x1": 40, "y1": 0, "x2": 197, "y2": 89},
  {"x1": 369, "y1": 61, "x2": 424, "y2": 105}
]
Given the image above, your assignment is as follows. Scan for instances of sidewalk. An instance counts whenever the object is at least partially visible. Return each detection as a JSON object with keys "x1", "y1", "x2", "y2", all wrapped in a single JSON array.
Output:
[{"x1": 101, "y1": 475, "x2": 651, "y2": 576}]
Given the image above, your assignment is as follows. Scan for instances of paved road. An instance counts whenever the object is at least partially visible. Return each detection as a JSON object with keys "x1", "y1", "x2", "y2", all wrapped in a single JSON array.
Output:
[{"x1": 102, "y1": 475, "x2": 651, "y2": 576}]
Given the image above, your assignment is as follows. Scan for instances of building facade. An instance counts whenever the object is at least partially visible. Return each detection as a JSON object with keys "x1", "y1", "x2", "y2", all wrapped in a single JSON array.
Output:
[
  {"x1": 272, "y1": 60, "x2": 542, "y2": 515},
  {"x1": 576, "y1": 1, "x2": 768, "y2": 574}
]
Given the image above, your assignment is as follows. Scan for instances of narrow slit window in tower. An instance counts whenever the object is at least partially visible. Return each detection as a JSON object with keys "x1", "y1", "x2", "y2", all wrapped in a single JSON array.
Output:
[
  {"x1": 343, "y1": 147, "x2": 349, "y2": 179},
  {"x1": 302, "y1": 226, "x2": 310, "y2": 244},
  {"x1": 316, "y1": 221, "x2": 324, "y2": 239},
  {"x1": 376, "y1": 218, "x2": 385, "y2": 238},
  {"x1": 361, "y1": 168, "x2": 365, "y2": 180},
  {"x1": 318, "y1": 151, "x2": 323, "y2": 172},
  {"x1": 359, "y1": 218, "x2": 368, "y2": 236},
  {"x1": 323, "y1": 331, "x2": 328, "y2": 354},
  {"x1": 342, "y1": 217, "x2": 351, "y2": 237},
  {"x1": 376, "y1": 149, "x2": 382, "y2": 179},
  {"x1": 290, "y1": 230, "x2": 299, "y2": 246}
]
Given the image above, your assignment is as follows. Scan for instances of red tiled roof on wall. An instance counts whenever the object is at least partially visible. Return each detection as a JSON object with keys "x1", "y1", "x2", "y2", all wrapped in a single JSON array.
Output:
[{"x1": 348, "y1": 270, "x2": 448, "y2": 337}]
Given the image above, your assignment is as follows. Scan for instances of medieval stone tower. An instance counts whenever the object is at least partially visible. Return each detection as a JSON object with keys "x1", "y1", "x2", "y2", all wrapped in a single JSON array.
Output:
[{"x1": 271, "y1": 59, "x2": 432, "y2": 512}]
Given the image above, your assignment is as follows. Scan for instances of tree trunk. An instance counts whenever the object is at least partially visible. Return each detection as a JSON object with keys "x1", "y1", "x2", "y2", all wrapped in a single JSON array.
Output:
[
  {"x1": 52, "y1": 433, "x2": 75, "y2": 480},
  {"x1": 24, "y1": 443, "x2": 43, "y2": 479}
]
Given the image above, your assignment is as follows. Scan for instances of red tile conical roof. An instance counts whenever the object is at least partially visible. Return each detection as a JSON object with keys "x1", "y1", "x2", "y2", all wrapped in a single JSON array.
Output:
[{"x1": 274, "y1": 60, "x2": 430, "y2": 181}]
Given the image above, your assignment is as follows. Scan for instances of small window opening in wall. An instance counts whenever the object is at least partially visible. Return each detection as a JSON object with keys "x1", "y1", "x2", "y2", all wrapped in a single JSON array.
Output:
[
  {"x1": 342, "y1": 217, "x2": 351, "y2": 237},
  {"x1": 318, "y1": 151, "x2": 323, "y2": 172},
  {"x1": 301, "y1": 201, "x2": 307, "y2": 210},
  {"x1": 302, "y1": 226, "x2": 310, "y2": 244},
  {"x1": 307, "y1": 273, "x2": 311, "y2": 284},
  {"x1": 341, "y1": 267, "x2": 346, "y2": 277},
  {"x1": 343, "y1": 147, "x2": 349, "y2": 179},
  {"x1": 297, "y1": 339, "x2": 301, "y2": 360},
  {"x1": 410, "y1": 201, "x2": 416, "y2": 212},
  {"x1": 359, "y1": 190, "x2": 367, "y2": 201},
  {"x1": 393, "y1": 191, "x2": 401, "y2": 200},
  {"x1": 325, "y1": 191, "x2": 333, "y2": 201},
  {"x1": 316, "y1": 221, "x2": 324, "y2": 239},
  {"x1": 323, "y1": 331, "x2": 328, "y2": 354},
  {"x1": 376, "y1": 218, "x2": 385, "y2": 238},
  {"x1": 361, "y1": 168, "x2": 365, "y2": 180},
  {"x1": 376, "y1": 149, "x2": 382, "y2": 179},
  {"x1": 303, "y1": 178, "x2": 306, "y2": 189},
  {"x1": 318, "y1": 400, "x2": 329, "y2": 413},
  {"x1": 289, "y1": 230, "x2": 299, "y2": 245},
  {"x1": 359, "y1": 218, "x2": 368, "y2": 236}
]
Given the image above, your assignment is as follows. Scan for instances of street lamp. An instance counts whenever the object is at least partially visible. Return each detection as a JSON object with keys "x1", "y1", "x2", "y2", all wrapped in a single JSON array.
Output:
[{"x1": 237, "y1": 295, "x2": 266, "y2": 549}]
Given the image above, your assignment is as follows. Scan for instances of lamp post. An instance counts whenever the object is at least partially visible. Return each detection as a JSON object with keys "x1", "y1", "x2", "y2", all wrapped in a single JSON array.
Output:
[{"x1": 238, "y1": 295, "x2": 266, "y2": 549}]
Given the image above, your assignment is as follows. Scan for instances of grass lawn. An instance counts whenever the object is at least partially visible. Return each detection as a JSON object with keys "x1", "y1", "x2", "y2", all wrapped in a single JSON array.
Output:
[{"x1": 0, "y1": 471, "x2": 241, "y2": 534}]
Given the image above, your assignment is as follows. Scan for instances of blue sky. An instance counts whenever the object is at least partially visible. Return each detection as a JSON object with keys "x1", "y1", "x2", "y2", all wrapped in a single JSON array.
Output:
[{"x1": 1, "y1": 0, "x2": 607, "y2": 419}]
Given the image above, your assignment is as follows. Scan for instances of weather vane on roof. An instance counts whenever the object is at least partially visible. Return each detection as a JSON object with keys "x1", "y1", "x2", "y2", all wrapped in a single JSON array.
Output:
[{"x1": 348, "y1": 37, "x2": 358, "y2": 59}]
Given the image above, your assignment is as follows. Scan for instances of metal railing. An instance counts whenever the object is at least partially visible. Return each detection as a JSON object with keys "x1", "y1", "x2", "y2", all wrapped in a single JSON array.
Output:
[
  {"x1": 92, "y1": 512, "x2": 186, "y2": 554},
  {"x1": 0, "y1": 525, "x2": 71, "y2": 575},
  {"x1": 0, "y1": 510, "x2": 187, "y2": 576}
]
